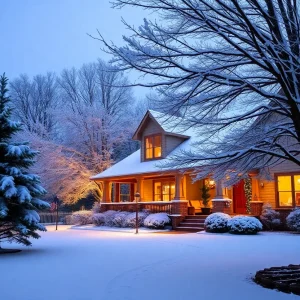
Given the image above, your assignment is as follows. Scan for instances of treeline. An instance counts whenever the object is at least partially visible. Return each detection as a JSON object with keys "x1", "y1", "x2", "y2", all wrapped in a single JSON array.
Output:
[{"x1": 8, "y1": 59, "x2": 149, "y2": 207}]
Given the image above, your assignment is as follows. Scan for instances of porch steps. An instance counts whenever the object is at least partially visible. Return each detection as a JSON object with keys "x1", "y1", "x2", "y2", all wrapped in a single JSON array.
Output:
[{"x1": 176, "y1": 215, "x2": 208, "y2": 232}]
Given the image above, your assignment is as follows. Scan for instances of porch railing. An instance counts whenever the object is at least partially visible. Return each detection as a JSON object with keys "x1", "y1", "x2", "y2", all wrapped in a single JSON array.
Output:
[{"x1": 100, "y1": 201, "x2": 174, "y2": 214}]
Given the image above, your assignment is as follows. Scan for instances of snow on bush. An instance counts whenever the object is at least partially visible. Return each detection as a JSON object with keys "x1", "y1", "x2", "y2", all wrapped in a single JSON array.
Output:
[
  {"x1": 112, "y1": 211, "x2": 131, "y2": 227},
  {"x1": 92, "y1": 202, "x2": 101, "y2": 214},
  {"x1": 91, "y1": 213, "x2": 106, "y2": 226},
  {"x1": 124, "y1": 212, "x2": 148, "y2": 228},
  {"x1": 260, "y1": 203, "x2": 281, "y2": 230},
  {"x1": 103, "y1": 210, "x2": 119, "y2": 226},
  {"x1": 228, "y1": 216, "x2": 263, "y2": 234},
  {"x1": 71, "y1": 210, "x2": 93, "y2": 225},
  {"x1": 286, "y1": 209, "x2": 300, "y2": 232},
  {"x1": 144, "y1": 213, "x2": 170, "y2": 229},
  {"x1": 204, "y1": 213, "x2": 231, "y2": 233}
]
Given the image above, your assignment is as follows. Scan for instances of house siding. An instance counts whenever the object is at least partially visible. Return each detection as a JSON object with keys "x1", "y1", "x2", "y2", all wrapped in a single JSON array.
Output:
[
  {"x1": 165, "y1": 135, "x2": 185, "y2": 156},
  {"x1": 259, "y1": 160, "x2": 300, "y2": 208},
  {"x1": 142, "y1": 179, "x2": 153, "y2": 201}
]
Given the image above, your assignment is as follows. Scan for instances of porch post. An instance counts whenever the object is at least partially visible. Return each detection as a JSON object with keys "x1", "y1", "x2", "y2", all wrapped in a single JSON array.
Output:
[
  {"x1": 136, "y1": 177, "x2": 144, "y2": 201},
  {"x1": 174, "y1": 174, "x2": 184, "y2": 200},
  {"x1": 115, "y1": 183, "x2": 120, "y2": 202},
  {"x1": 250, "y1": 177, "x2": 263, "y2": 215},
  {"x1": 212, "y1": 179, "x2": 232, "y2": 213},
  {"x1": 251, "y1": 178, "x2": 260, "y2": 201},
  {"x1": 102, "y1": 181, "x2": 111, "y2": 203}
]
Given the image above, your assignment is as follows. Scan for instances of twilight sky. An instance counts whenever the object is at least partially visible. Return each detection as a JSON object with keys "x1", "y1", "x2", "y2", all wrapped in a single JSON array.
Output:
[{"x1": 0, "y1": 0, "x2": 147, "y2": 97}]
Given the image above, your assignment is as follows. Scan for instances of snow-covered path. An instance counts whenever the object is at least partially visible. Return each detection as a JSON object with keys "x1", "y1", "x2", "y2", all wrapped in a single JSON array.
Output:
[{"x1": 1, "y1": 226, "x2": 299, "y2": 300}]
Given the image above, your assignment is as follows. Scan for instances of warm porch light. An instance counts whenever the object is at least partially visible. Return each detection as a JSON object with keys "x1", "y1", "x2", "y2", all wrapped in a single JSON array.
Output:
[
  {"x1": 134, "y1": 192, "x2": 141, "y2": 234},
  {"x1": 208, "y1": 179, "x2": 216, "y2": 189}
]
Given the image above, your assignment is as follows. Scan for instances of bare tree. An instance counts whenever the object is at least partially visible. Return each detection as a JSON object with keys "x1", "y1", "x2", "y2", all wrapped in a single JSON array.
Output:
[
  {"x1": 58, "y1": 60, "x2": 135, "y2": 163},
  {"x1": 10, "y1": 72, "x2": 58, "y2": 137},
  {"x1": 97, "y1": 0, "x2": 300, "y2": 182},
  {"x1": 15, "y1": 130, "x2": 103, "y2": 205}
]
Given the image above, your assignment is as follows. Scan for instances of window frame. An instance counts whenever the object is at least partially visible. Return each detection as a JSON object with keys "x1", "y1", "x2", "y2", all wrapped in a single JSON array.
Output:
[
  {"x1": 153, "y1": 179, "x2": 175, "y2": 201},
  {"x1": 275, "y1": 172, "x2": 300, "y2": 208},
  {"x1": 144, "y1": 134, "x2": 162, "y2": 160}
]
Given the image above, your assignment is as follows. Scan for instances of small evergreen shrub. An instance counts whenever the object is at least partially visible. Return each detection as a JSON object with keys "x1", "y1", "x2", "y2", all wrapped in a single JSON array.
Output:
[
  {"x1": 144, "y1": 213, "x2": 170, "y2": 229},
  {"x1": 91, "y1": 213, "x2": 106, "y2": 226},
  {"x1": 124, "y1": 212, "x2": 148, "y2": 227},
  {"x1": 103, "y1": 210, "x2": 119, "y2": 226},
  {"x1": 112, "y1": 212, "x2": 131, "y2": 227},
  {"x1": 71, "y1": 210, "x2": 93, "y2": 225},
  {"x1": 228, "y1": 216, "x2": 262, "y2": 234},
  {"x1": 286, "y1": 209, "x2": 300, "y2": 232},
  {"x1": 204, "y1": 213, "x2": 231, "y2": 233},
  {"x1": 260, "y1": 203, "x2": 281, "y2": 230}
]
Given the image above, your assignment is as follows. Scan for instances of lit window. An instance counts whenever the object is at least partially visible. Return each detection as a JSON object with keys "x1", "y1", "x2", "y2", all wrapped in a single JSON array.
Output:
[
  {"x1": 277, "y1": 174, "x2": 300, "y2": 207},
  {"x1": 154, "y1": 180, "x2": 175, "y2": 201},
  {"x1": 145, "y1": 135, "x2": 162, "y2": 159}
]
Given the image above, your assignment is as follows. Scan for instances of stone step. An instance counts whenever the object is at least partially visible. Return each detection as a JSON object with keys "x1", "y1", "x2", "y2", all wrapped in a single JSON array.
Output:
[
  {"x1": 181, "y1": 222, "x2": 205, "y2": 227},
  {"x1": 186, "y1": 215, "x2": 209, "y2": 219},
  {"x1": 181, "y1": 219, "x2": 205, "y2": 224},
  {"x1": 176, "y1": 226, "x2": 204, "y2": 232}
]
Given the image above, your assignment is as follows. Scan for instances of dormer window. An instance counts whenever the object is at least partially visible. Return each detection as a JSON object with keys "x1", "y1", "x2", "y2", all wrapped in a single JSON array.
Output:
[{"x1": 145, "y1": 134, "x2": 162, "y2": 160}]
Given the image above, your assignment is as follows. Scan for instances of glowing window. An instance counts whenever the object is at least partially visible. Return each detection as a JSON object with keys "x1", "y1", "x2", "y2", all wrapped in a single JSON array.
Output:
[
  {"x1": 154, "y1": 180, "x2": 175, "y2": 201},
  {"x1": 277, "y1": 174, "x2": 300, "y2": 207},
  {"x1": 145, "y1": 135, "x2": 162, "y2": 159}
]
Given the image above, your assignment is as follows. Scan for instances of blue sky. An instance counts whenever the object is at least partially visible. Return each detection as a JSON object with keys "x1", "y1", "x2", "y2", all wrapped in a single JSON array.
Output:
[{"x1": 0, "y1": 0, "x2": 147, "y2": 97}]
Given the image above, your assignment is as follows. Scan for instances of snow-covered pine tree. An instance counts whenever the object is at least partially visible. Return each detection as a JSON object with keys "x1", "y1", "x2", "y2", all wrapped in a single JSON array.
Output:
[{"x1": 0, "y1": 73, "x2": 49, "y2": 247}]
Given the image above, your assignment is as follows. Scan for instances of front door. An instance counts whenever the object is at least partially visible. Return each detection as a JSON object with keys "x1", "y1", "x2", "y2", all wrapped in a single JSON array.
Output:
[{"x1": 233, "y1": 180, "x2": 247, "y2": 214}]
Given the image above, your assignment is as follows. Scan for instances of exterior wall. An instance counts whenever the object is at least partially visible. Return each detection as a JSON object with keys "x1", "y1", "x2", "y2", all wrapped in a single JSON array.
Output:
[
  {"x1": 165, "y1": 135, "x2": 185, "y2": 156},
  {"x1": 142, "y1": 179, "x2": 153, "y2": 201},
  {"x1": 185, "y1": 175, "x2": 201, "y2": 200},
  {"x1": 259, "y1": 159, "x2": 300, "y2": 208},
  {"x1": 141, "y1": 119, "x2": 165, "y2": 161}
]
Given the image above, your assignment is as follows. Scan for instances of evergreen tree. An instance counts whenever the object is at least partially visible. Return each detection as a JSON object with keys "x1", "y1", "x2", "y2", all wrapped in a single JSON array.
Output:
[{"x1": 0, "y1": 73, "x2": 49, "y2": 247}]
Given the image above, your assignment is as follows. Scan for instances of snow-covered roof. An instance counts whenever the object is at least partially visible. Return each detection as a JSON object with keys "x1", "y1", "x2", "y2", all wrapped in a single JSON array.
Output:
[
  {"x1": 91, "y1": 138, "x2": 193, "y2": 180},
  {"x1": 91, "y1": 109, "x2": 254, "y2": 180},
  {"x1": 147, "y1": 110, "x2": 190, "y2": 137},
  {"x1": 132, "y1": 110, "x2": 190, "y2": 140},
  {"x1": 91, "y1": 109, "x2": 199, "y2": 180}
]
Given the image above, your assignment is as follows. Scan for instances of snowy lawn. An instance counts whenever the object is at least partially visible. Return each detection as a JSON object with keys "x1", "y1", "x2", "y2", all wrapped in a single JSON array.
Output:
[{"x1": 0, "y1": 226, "x2": 299, "y2": 300}]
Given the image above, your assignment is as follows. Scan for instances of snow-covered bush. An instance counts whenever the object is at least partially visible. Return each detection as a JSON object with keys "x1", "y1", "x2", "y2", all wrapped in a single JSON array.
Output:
[
  {"x1": 286, "y1": 209, "x2": 300, "y2": 232},
  {"x1": 144, "y1": 213, "x2": 170, "y2": 229},
  {"x1": 260, "y1": 203, "x2": 281, "y2": 230},
  {"x1": 92, "y1": 202, "x2": 101, "y2": 214},
  {"x1": 103, "y1": 210, "x2": 119, "y2": 226},
  {"x1": 204, "y1": 213, "x2": 231, "y2": 233},
  {"x1": 228, "y1": 216, "x2": 263, "y2": 234},
  {"x1": 124, "y1": 212, "x2": 148, "y2": 228},
  {"x1": 91, "y1": 213, "x2": 106, "y2": 226},
  {"x1": 112, "y1": 211, "x2": 131, "y2": 227},
  {"x1": 71, "y1": 210, "x2": 92, "y2": 225}
]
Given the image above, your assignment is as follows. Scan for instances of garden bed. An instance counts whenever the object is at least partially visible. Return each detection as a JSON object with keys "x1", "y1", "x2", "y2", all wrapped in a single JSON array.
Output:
[{"x1": 254, "y1": 264, "x2": 300, "y2": 295}]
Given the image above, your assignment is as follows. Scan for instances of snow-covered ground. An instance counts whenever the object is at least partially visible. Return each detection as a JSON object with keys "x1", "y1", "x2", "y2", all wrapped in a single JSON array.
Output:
[{"x1": 0, "y1": 226, "x2": 299, "y2": 300}]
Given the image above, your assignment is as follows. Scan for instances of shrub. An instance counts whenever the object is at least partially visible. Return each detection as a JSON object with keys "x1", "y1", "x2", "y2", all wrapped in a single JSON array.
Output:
[
  {"x1": 112, "y1": 212, "x2": 131, "y2": 227},
  {"x1": 103, "y1": 210, "x2": 119, "y2": 226},
  {"x1": 124, "y1": 212, "x2": 149, "y2": 228},
  {"x1": 228, "y1": 216, "x2": 263, "y2": 234},
  {"x1": 92, "y1": 202, "x2": 101, "y2": 214},
  {"x1": 71, "y1": 210, "x2": 92, "y2": 225},
  {"x1": 260, "y1": 203, "x2": 281, "y2": 230},
  {"x1": 286, "y1": 209, "x2": 300, "y2": 232},
  {"x1": 91, "y1": 213, "x2": 106, "y2": 226},
  {"x1": 144, "y1": 213, "x2": 170, "y2": 229},
  {"x1": 204, "y1": 213, "x2": 231, "y2": 233}
]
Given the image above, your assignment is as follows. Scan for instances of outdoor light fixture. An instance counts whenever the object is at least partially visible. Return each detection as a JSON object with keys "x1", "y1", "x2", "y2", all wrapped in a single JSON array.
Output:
[
  {"x1": 134, "y1": 191, "x2": 141, "y2": 234},
  {"x1": 208, "y1": 179, "x2": 216, "y2": 189}
]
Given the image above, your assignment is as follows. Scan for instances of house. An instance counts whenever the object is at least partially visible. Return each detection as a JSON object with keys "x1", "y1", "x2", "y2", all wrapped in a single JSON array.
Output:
[{"x1": 91, "y1": 110, "x2": 300, "y2": 228}]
